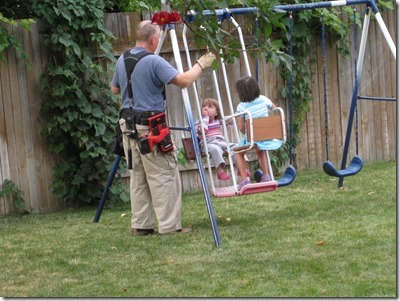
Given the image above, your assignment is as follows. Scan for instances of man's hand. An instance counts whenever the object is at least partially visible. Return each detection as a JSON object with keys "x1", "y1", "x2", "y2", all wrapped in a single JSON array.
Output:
[{"x1": 196, "y1": 52, "x2": 216, "y2": 70}]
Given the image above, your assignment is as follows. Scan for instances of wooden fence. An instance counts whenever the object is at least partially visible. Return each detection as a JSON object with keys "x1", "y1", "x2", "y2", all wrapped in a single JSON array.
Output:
[
  {"x1": 0, "y1": 20, "x2": 63, "y2": 215},
  {"x1": 0, "y1": 9, "x2": 396, "y2": 215}
]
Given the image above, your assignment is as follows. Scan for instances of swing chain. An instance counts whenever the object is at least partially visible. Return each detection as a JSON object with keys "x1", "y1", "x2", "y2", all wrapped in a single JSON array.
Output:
[
  {"x1": 321, "y1": 12, "x2": 330, "y2": 162},
  {"x1": 353, "y1": 7, "x2": 359, "y2": 156},
  {"x1": 288, "y1": 11, "x2": 294, "y2": 166}
]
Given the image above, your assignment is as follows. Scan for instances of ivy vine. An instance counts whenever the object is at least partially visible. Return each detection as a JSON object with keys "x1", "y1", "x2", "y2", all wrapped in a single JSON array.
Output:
[
  {"x1": 30, "y1": 0, "x2": 127, "y2": 206},
  {"x1": 0, "y1": 13, "x2": 33, "y2": 64},
  {"x1": 0, "y1": 179, "x2": 27, "y2": 213}
]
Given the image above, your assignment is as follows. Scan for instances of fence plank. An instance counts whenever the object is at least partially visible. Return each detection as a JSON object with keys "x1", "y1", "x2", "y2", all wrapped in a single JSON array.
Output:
[
  {"x1": 29, "y1": 21, "x2": 48, "y2": 211},
  {"x1": 0, "y1": 63, "x2": 10, "y2": 215},
  {"x1": 18, "y1": 25, "x2": 39, "y2": 212},
  {"x1": 385, "y1": 9, "x2": 396, "y2": 160},
  {"x1": 305, "y1": 36, "x2": 322, "y2": 169},
  {"x1": 375, "y1": 16, "x2": 389, "y2": 161},
  {"x1": 9, "y1": 25, "x2": 31, "y2": 213},
  {"x1": 2, "y1": 33, "x2": 20, "y2": 214},
  {"x1": 370, "y1": 17, "x2": 383, "y2": 162}
]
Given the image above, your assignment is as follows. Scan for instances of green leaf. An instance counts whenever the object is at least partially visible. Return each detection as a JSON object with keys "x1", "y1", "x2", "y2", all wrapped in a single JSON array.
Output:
[
  {"x1": 52, "y1": 143, "x2": 64, "y2": 154},
  {"x1": 67, "y1": 111, "x2": 79, "y2": 121},
  {"x1": 59, "y1": 35, "x2": 73, "y2": 47},
  {"x1": 61, "y1": 10, "x2": 72, "y2": 22},
  {"x1": 95, "y1": 123, "x2": 106, "y2": 136},
  {"x1": 72, "y1": 174, "x2": 85, "y2": 185},
  {"x1": 81, "y1": 104, "x2": 92, "y2": 114},
  {"x1": 91, "y1": 107, "x2": 102, "y2": 118},
  {"x1": 264, "y1": 22, "x2": 272, "y2": 38},
  {"x1": 81, "y1": 135, "x2": 89, "y2": 143},
  {"x1": 72, "y1": 42, "x2": 81, "y2": 57}
]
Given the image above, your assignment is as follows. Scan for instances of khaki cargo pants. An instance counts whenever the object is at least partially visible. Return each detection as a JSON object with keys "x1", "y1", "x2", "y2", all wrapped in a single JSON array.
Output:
[{"x1": 120, "y1": 119, "x2": 182, "y2": 234}]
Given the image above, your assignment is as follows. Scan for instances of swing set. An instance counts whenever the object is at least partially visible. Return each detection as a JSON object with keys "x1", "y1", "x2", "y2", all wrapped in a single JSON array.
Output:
[
  {"x1": 275, "y1": 0, "x2": 396, "y2": 188},
  {"x1": 94, "y1": 0, "x2": 396, "y2": 247}
]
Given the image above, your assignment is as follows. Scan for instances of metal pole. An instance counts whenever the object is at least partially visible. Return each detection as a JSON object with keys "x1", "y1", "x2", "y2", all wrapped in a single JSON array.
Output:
[
  {"x1": 230, "y1": 14, "x2": 251, "y2": 76},
  {"x1": 373, "y1": 12, "x2": 396, "y2": 59},
  {"x1": 169, "y1": 23, "x2": 222, "y2": 247},
  {"x1": 273, "y1": 0, "x2": 370, "y2": 12},
  {"x1": 272, "y1": 0, "x2": 395, "y2": 58},
  {"x1": 182, "y1": 24, "x2": 216, "y2": 195},
  {"x1": 338, "y1": 9, "x2": 370, "y2": 187},
  {"x1": 396, "y1": 0, "x2": 400, "y2": 201},
  {"x1": 93, "y1": 155, "x2": 122, "y2": 222},
  {"x1": 185, "y1": 7, "x2": 258, "y2": 22}
]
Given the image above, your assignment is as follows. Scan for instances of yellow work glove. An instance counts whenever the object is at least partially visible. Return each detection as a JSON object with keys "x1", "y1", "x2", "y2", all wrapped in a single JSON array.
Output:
[{"x1": 196, "y1": 52, "x2": 216, "y2": 70}]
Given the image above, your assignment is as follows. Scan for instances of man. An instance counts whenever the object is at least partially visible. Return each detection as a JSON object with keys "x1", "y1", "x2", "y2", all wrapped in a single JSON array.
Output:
[{"x1": 110, "y1": 20, "x2": 215, "y2": 236}]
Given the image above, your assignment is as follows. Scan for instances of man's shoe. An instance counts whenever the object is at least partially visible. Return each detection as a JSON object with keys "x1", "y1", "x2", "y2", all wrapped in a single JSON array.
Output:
[
  {"x1": 131, "y1": 228, "x2": 156, "y2": 236},
  {"x1": 160, "y1": 227, "x2": 192, "y2": 235}
]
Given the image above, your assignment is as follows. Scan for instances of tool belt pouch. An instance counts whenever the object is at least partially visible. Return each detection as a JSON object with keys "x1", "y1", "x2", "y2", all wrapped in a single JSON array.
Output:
[
  {"x1": 124, "y1": 113, "x2": 152, "y2": 155},
  {"x1": 110, "y1": 122, "x2": 125, "y2": 157},
  {"x1": 138, "y1": 134, "x2": 154, "y2": 155},
  {"x1": 148, "y1": 112, "x2": 174, "y2": 154},
  {"x1": 125, "y1": 116, "x2": 137, "y2": 139}
]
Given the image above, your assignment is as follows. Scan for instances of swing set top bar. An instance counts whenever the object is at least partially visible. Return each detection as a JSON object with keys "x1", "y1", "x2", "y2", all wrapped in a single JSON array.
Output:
[
  {"x1": 185, "y1": 7, "x2": 258, "y2": 22},
  {"x1": 273, "y1": 0, "x2": 379, "y2": 14},
  {"x1": 184, "y1": 0, "x2": 379, "y2": 23}
]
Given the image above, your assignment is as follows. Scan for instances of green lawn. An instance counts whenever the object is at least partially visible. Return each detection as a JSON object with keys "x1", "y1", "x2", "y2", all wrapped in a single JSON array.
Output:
[{"x1": 0, "y1": 160, "x2": 396, "y2": 297}]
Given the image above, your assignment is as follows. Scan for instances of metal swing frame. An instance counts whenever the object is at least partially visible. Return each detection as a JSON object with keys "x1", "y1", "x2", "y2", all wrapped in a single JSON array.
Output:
[
  {"x1": 159, "y1": 20, "x2": 222, "y2": 247},
  {"x1": 274, "y1": 0, "x2": 396, "y2": 188}
]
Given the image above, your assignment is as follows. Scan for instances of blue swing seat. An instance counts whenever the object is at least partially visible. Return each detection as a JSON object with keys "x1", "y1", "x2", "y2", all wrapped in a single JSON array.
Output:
[
  {"x1": 277, "y1": 166, "x2": 297, "y2": 187},
  {"x1": 323, "y1": 156, "x2": 363, "y2": 178}
]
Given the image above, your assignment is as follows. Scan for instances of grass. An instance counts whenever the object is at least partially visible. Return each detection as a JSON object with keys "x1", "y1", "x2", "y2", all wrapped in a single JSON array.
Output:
[{"x1": 0, "y1": 160, "x2": 396, "y2": 297}]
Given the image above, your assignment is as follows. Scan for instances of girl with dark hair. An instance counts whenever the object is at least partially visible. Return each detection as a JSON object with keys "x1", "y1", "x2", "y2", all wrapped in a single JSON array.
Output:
[{"x1": 234, "y1": 76, "x2": 280, "y2": 190}]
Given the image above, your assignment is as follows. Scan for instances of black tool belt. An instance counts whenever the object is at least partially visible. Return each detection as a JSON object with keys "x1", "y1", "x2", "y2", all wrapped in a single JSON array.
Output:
[{"x1": 120, "y1": 108, "x2": 163, "y2": 126}]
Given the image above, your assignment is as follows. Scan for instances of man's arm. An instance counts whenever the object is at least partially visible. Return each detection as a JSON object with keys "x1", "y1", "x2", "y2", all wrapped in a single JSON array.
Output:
[
  {"x1": 170, "y1": 52, "x2": 216, "y2": 88},
  {"x1": 110, "y1": 83, "x2": 120, "y2": 95},
  {"x1": 169, "y1": 63, "x2": 203, "y2": 88}
]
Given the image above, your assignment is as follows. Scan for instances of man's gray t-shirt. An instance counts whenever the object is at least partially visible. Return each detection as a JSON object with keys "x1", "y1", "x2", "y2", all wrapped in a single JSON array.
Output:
[{"x1": 111, "y1": 47, "x2": 179, "y2": 112}]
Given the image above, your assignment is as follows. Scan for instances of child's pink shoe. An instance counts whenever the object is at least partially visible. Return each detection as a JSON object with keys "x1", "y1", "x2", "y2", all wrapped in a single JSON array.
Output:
[{"x1": 217, "y1": 171, "x2": 231, "y2": 181}]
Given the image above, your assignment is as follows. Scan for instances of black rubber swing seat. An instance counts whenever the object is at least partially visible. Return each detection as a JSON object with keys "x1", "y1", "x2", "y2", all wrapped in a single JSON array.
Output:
[
  {"x1": 277, "y1": 166, "x2": 297, "y2": 187},
  {"x1": 322, "y1": 156, "x2": 363, "y2": 177}
]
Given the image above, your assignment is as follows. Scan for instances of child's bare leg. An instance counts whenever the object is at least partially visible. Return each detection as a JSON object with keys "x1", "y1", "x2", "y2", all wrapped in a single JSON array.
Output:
[
  {"x1": 256, "y1": 148, "x2": 269, "y2": 175},
  {"x1": 236, "y1": 153, "x2": 248, "y2": 182},
  {"x1": 256, "y1": 148, "x2": 272, "y2": 182}
]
